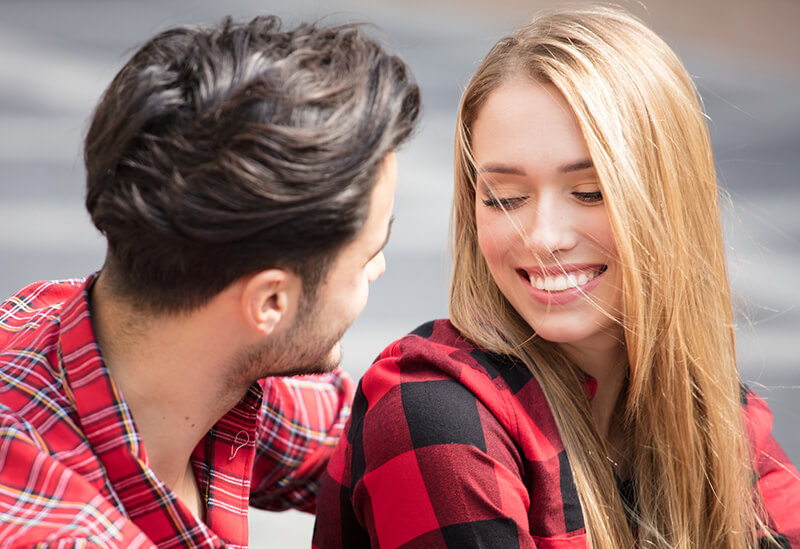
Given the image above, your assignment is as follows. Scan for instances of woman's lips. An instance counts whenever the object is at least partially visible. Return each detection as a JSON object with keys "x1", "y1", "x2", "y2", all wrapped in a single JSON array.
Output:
[{"x1": 517, "y1": 264, "x2": 607, "y2": 305}]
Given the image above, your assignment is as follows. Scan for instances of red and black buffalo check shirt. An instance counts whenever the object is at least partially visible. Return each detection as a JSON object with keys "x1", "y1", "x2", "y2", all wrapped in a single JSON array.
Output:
[
  {"x1": 0, "y1": 277, "x2": 354, "y2": 548},
  {"x1": 313, "y1": 319, "x2": 800, "y2": 548}
]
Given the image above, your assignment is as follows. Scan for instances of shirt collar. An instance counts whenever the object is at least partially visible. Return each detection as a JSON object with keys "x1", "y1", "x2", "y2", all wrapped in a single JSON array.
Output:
[
  {"x1": 58, "y1": 275, "x2": 260, "y2": 547},
  {"x1": 584, "y1": 373, "x2": 598, "y2": 400}
]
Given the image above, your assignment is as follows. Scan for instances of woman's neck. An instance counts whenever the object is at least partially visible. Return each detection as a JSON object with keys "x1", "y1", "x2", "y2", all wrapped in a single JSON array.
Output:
[{"x1": 558, "y1": 333, "x2": 629, "y2": 456}]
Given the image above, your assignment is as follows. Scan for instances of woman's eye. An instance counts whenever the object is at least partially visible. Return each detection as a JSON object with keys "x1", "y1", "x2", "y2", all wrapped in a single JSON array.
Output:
[
  {"x1": 482, "y1": 196, "x2": 527, "y2": 209},
  {"x1": 573, "y1": 191, "x2": 603, "y2": 203}
]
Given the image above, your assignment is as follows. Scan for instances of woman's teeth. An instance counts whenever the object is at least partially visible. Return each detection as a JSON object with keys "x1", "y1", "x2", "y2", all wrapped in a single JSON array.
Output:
[{"x1": 529, "y1": 268, "x2": 604, "y2": 292}]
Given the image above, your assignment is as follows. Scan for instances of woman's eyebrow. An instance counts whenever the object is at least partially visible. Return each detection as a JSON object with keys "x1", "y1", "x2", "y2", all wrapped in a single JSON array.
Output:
[
  {"x1": 558, "y1": 159, "x2": 593, "y2": 173},
  {"x1": 477, "y1": 164, "x2": 527, "y2": 176},
  {"x1": 478, "y1": 160, "x2": 593, "y2": 175}
]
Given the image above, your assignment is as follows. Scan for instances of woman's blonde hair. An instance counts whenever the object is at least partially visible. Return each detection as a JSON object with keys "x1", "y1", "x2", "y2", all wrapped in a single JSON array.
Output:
[{"x1": 451, "y1": 6, "x2": 766, "y2": 547}]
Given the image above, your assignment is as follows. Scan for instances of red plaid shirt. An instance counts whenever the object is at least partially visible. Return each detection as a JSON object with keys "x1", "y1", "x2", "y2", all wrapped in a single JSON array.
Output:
[
  {"x1": 0, "y1": 277, "x2": 354, "y2": 548},
  {"x1": 313, "y1": 319, "x2": 800, "y2": 548}
]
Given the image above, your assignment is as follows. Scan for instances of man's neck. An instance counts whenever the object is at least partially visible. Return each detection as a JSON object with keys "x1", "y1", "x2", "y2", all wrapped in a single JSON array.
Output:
[{"x1": 88, "y1": 274, "x2": 251, "y2": 507}]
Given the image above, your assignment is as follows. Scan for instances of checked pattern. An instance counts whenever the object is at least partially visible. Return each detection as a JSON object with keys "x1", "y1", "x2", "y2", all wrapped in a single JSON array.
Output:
[
  {"x1": 0, "y1": 277, "x2": 354, "y2": 548},
  {"x1": 313, "y1": 319, "x2": 800, "y2": 548}
]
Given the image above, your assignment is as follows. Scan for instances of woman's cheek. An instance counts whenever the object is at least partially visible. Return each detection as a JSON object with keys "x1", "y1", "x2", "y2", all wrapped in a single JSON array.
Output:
[{"x1": 477, "y1": 214, "x2": 515, "y2": 265}]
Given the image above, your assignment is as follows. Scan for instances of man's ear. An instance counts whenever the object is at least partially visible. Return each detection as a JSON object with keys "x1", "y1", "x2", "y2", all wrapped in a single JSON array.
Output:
[{"x1": 240, "y1": 269, "x2": 299, "y2": 336}]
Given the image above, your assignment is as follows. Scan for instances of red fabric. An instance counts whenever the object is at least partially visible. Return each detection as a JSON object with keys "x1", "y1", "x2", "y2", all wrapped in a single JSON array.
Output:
[
  {"x1": 745, "y1": 390, "x2": 800, "y2": 541},
  {"x1": 313, "y1": 319, "x2": 800, "y2": 548},
  {"x1": 0, "y1": 277, "x2": 354, "y2": 548}
]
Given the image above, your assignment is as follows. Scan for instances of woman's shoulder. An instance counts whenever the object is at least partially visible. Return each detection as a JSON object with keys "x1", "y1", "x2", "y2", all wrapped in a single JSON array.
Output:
[
  {"x1": 358, "y1": 319, "x2": 561, "y2": 445},
  {"x1": 740, "y1": 384, "x2": 784, "y2": 455},
  {"x1": 346, "y1": 320, "x2": 576, "y2": 534},
  {"x1": 366, "y1": 319, "x2": 535, "y2": 400}
]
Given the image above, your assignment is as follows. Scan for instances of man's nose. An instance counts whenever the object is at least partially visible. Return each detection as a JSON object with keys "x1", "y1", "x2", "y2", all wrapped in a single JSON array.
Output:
[{"x1": 366, "y1": 251, "x2": 386, "y2": 283}]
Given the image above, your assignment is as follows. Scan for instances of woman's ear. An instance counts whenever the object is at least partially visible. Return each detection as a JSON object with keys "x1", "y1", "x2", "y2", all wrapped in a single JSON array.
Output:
[{"x1": 240, "y1": 269, "x2": 300, "y2": 336}]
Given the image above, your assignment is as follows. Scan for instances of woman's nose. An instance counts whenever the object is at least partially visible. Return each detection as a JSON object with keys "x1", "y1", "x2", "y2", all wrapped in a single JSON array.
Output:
[{"x1": 524, "y1": 199, "x2": 577, "y2": 255}]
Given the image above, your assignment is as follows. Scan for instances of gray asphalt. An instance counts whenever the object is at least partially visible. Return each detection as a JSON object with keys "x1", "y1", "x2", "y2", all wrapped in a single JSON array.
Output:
[{"x1": 2, "y1": 0, "x2": 798, "y2": 546}]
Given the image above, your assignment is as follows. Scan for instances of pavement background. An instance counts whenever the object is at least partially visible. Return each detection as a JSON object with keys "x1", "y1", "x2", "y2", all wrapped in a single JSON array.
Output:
[{"x1": 1, "y1": 0, "x2": 798, "y2": 546}]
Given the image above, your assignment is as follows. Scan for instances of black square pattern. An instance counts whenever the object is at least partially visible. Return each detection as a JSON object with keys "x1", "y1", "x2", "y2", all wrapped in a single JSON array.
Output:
[
  {"x1": 441, "y1": 518, "x2": 520, "y2": 549},
  {"x1": 401, "y1": 379, "x2": 487, "y2": 453}
]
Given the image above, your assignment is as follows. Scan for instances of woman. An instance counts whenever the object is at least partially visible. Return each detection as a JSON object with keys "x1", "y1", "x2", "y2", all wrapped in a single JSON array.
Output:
[{"x1": 313, "y1": 6, "x2": 800, "y2": 548}]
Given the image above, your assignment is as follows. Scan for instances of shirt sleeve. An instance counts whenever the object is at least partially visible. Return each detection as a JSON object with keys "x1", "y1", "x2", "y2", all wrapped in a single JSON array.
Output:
[
  {"x1": 0, "y1": 411, "x2": 153, "y2": 548},
  {"x1": 0, "y1": 279, "x2": 83, "y2": 349},
  {"x1": 249, "y1": 369, "x2": 355, "y2": 513},
  {"x1": 313, "y1": 348, "x2": 536, "y2": 549},
  {"x1": 743, "y1": 389, "x2": 800, "y2": 547}
]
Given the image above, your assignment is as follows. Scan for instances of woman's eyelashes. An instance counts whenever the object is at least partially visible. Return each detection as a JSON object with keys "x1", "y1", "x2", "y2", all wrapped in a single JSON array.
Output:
[
  {"x1": 482, "y1": 191, "x2": 603, "y2": 209},
  {"x1": 573, "y1": 190, "x2": 603, "y2": 203},
  {"x1": 482, "y1": 195, "x2": 527, "y2": 209}
]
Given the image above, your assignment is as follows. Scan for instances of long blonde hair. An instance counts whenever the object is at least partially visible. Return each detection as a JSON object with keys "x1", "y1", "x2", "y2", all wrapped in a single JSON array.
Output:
[{"x1": 451, "y1": 6, "x2": 765, "y2": 547}]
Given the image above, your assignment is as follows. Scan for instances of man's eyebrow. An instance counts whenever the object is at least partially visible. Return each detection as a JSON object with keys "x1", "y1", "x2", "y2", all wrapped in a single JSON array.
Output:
[
  {"x1": 558, "y1": 159, "x2": 593, "y2": 173},
  {"x1": 374, "y1": 216, "x2": 394, "y2": 256}
]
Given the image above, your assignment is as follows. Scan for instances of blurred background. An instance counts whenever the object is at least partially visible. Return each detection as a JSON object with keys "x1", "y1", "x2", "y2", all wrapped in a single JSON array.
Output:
[{"x1": 1, "y1": 0, "x2": 798, "y2": 546}]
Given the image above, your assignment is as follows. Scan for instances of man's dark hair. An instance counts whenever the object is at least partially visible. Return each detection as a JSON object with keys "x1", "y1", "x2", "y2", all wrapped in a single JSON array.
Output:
[{"x1": 85, "y1": 16, "x2": 420, "y2": 312}]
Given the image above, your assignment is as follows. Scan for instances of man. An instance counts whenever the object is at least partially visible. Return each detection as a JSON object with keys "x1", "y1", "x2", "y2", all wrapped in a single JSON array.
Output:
[{"x1": 0, "y1": 16, "x2": 419, "y2": 548}]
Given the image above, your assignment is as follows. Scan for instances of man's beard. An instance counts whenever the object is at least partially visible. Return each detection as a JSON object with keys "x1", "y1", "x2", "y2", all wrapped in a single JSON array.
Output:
[
  {"x1": 247, "y1": 327, "x2": 345, "y2": 378},
  {"x1": 230, "y1": 293, "x2": 347, "y2": 384}
]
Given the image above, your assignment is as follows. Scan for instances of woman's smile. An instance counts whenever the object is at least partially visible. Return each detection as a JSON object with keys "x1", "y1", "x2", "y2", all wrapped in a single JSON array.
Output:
[{"x1": 516, "y1": 264, "x2": 608, "y2": 305}]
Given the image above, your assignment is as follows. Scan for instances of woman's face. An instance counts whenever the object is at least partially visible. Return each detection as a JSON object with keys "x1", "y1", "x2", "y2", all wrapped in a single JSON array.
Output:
[{"x1": 473, "y1": 78, "x2": 624, "y2": 360}]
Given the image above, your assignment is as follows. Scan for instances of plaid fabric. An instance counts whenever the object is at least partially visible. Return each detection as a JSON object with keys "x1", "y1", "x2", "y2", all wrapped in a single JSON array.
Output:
[
  {"x1": 313, "y1": 319, "x2": 800, "y2": 548},
  {"x1": 0, "y1": 277, "x2": 354, "y2": 548}
]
